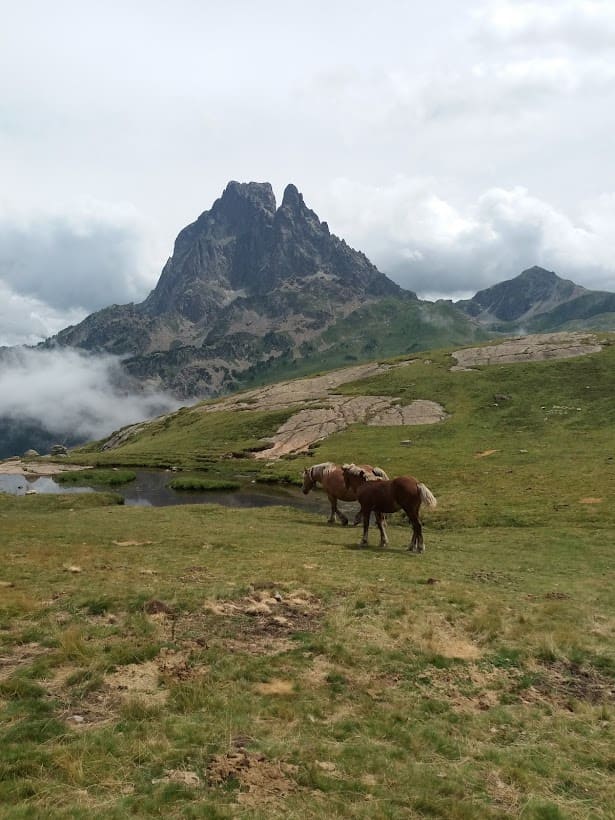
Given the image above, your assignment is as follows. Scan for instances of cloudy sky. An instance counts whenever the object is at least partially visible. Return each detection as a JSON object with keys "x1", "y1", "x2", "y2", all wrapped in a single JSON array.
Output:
[{"x1": 2, "y1": 0, "x2": 615, "y2": 348}]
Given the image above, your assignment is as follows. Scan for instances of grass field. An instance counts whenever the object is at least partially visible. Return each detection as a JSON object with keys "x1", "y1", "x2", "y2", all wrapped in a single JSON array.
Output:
[{"x1": 1, "y1": 336, "x2": 614, "y2": 818}]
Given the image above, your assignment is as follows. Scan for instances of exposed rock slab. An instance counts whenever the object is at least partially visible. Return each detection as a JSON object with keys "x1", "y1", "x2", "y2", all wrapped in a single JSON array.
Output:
[
  {"x1": 202, "y1": 360, "x2": 401, "y2": 414},
  {"x1": 198, "y1": 362, "x2": 446, "y2": 459},
  {"x1": 451, "y1": 332, "x2": 602, "y2": 369},
  {"x1": 254, "y1": 396, "x2": 448, "y2": 459},
  {"x1": 0, "y1": 460, "x2": 93, "y2": 477}
]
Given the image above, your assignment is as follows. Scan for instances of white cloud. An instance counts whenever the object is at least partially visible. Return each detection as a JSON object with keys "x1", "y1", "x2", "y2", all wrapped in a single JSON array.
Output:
[
  {"x1": 322, "y1": 177, "x2": 615, "y2": 296},
  {"x1": 0, "y1": 347, "x2": 180, "y2": 441},
  {"x1": 0, "y1": 282, "x2": 86, "y2": 348},
  {"x1": 475, "y1": 1, "x2": 615, "y2": 49},
  {"x1": 0, "y1": 201, "x2": 159, "y2": 313},
  {"x1": 0, "y1": 0, "x2": 614, "y2": 342}
]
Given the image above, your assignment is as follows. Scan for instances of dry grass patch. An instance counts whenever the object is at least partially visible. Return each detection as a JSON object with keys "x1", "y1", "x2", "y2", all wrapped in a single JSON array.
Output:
[
  {"x1": 255, "y1": 678, "x2": 295, "y2": 696},
  {"x1": 417, "y1": 664, "x2": 510, "y2": 712},
  {"x1": 0, "y1": 642, "x2": 53, "y2": 682},
  {"x1": 485, "y1": 769, "x2": 523, "y2": 814}
]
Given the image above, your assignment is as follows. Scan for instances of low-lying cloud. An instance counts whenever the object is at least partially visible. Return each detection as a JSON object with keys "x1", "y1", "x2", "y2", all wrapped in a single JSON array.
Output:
[{"x1": 0, "y1": 347, "x2": 180, "y2": 445}]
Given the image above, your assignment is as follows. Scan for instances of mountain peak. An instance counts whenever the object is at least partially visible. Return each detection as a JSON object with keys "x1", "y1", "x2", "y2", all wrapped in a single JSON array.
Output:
[
  {"x1": 280, "y1": 183, "x2": 304, "y2": 210},
  {"x1": 459, "y1": 265, "x2": 588, "y2": 324},
  {"x1": 214, "y1": 180, "x2": 277, "y2": 218},
  {"x1": 51, "y1": 180, "x2": 407, "y2": 396},
  {"x1": 518, "y1": 266, "x2": 559, "y2": 281}
]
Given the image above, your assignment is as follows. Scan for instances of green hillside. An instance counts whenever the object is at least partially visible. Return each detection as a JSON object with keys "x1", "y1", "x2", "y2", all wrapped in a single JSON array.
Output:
[
  {"x1": 231, "y1": 296, "x2": 490, "y2": 391},
  {"x1": 2, "y1": 333, "x2": 614, "y2": 818}
]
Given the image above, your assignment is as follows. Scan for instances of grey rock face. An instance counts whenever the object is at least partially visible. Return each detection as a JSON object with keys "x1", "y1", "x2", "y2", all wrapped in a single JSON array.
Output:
[{"x1": 49, "y1": 181, "x2": 407, "y2": 396}]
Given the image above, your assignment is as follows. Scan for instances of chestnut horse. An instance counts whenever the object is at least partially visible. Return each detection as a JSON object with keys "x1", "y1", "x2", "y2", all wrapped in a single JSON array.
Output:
[
  {"x1": 342, "y1": 463, "x2": 437, "y2": 552},
  {"x1": 302, "y1": 462, "x2": 389, "y2": 525}
]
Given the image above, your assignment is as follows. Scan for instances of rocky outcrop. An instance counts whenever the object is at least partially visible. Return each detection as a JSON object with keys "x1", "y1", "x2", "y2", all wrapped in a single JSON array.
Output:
[
  {"x1": 450, "y1": 332, "x2": 602, "y2": 369},
  {"x1": 49, "y1": 182, "x2": 406, "y2": 396}
]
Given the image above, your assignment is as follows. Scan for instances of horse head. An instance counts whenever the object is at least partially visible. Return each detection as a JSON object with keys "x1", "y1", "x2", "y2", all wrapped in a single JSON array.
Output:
[
  {"x1": 301, "y1": 467, "x2": 314, "y2": 494},
  {"x1": 341, "y1": 463, "x2": 367, "y2": 490}
]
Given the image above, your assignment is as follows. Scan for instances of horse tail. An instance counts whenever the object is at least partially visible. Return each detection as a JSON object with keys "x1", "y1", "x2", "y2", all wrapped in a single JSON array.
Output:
[
  {"x1": 372, "y1": 466, "x2": 389, "y2": 480},
  {"x1": 418, "y1": 483, "x2": 437, "y2": 508}
]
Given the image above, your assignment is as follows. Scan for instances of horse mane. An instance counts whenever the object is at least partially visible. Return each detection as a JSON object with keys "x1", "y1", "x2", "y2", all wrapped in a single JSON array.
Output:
[
  {"x1": 342, "y1": 463, "x2": 364, "y2": 478},
  {"x1": 310, "y1": 461, "x2": 337, "y2": 480},
  {"x1": 342, "y1": 463, "x2": 389, "y2": 482}
]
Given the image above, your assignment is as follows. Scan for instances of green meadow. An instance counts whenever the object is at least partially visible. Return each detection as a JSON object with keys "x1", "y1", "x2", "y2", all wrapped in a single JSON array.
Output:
[{"x1": 1, "y1": 336, "x2": 614, "y2": 818}]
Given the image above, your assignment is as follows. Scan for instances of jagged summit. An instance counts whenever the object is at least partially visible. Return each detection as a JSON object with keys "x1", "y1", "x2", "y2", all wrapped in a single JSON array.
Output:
[
  {"x1": 138, "y1": 180, "x2": 400, "y2": 319},
  {"x1": 50, "y1": 181, "x2": 408, "y2": 396}
]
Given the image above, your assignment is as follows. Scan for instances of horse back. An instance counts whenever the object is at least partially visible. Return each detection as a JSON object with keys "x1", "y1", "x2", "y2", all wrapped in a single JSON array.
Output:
[{"x1": 357, "y1": 475, "x2": 421, "y2": 513}]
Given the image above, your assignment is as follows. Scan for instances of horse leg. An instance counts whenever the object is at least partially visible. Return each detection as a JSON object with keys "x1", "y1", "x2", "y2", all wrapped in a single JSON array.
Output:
[
  {"x1": 329, "y1": 495, "x2": 348, "y2": 526},
  {"x1": 352, "y1": 507, "x2": 362, "y2": 526},
  {"x1": 407, "y1": 511, "x2": 424, "y2": 553},
  {"x1": 359, "y1": 507, "x2": 370, "y2": 546},
  {"x1": 376, "y1": 512, "x2": 388, "y2": 548}
]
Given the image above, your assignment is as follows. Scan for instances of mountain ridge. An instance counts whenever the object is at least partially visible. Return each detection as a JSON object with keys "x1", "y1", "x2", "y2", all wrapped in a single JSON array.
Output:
[
  {"x1": 458, "y1": 265, "x2": 615, "y2": 331},
  {"x1": 49, "y1": 181, "x2": 411, "y2": 396},
  {"x1": 42, "y1": 184, "x2": 615, "y2": 398}
]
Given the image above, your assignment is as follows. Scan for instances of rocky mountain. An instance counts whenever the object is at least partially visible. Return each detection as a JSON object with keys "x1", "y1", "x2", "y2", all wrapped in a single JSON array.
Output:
[
  {"x1": 43, "y1": 184, "x2": 615, "y2": 403},
  {"x1": 458, "y1": 266, "x2": 615, "y2": 332},
  {"x1": 49, "y1": 182, "x2": 413, "y2": 397}
]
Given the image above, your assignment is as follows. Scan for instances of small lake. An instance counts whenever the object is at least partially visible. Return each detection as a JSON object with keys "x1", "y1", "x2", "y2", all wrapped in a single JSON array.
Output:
[{"x1": 0, "y1": 469, "x2": 332, "y2": 514}]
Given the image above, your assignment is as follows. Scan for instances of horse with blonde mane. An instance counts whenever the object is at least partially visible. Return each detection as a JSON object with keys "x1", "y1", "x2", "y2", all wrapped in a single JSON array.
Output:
[
  {"x1": 302, "y1": 462, "x2": 389, "y2": 525},
  {"x1": 342, "y1": 463, "x2": 437, "y2": 552}
]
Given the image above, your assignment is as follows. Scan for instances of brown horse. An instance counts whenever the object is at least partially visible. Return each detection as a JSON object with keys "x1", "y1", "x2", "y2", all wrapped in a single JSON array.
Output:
[
  {"x1": 342, "y1": 463, "x2": 437, "y2": 552},
  {"x1": 302, "y1": 462, "x2": 389, "y2": 525}
]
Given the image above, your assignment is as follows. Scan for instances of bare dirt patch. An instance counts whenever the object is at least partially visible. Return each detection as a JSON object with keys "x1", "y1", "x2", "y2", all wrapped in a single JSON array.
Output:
[
  {"x1": 531, "y1": 660, "x2": 615, "y2": 707},
  {"x1": 201, "y1": 587, "x2": 322, "y2": 654},
  {"x1": 207, "y1": 749, "x2": 300, "y2": 806},
  {"x1": 43, "y1": 646, "x2": 204, "y2": 729},
  {"x1": 451, "y1": 332, "x2": 602, "y2": 369}
]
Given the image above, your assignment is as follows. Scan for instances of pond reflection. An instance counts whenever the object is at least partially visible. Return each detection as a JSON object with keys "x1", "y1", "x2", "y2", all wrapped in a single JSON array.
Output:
[{"x1": 0, "y1": 469, "x2": 338, "y2": 515}]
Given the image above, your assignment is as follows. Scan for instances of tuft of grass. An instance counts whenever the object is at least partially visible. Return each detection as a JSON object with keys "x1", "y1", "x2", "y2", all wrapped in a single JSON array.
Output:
[{"x1": 55, "y1": 468, "x2": 136, "y2": 486}]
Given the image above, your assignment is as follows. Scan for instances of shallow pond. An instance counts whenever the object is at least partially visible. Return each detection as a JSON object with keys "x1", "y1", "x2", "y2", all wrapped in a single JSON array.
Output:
[{"x1": 0, "y1": 469, "x2": 333, "y2": 514}]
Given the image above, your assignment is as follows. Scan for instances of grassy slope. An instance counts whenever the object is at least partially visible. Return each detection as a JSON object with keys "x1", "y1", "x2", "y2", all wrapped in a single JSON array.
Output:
[
  {"x1": 236, "y1": 297, "x2": 491, "y2": 390},
  {"x1": 1, "y1": 337, "x2": 615, "y2": 818}
]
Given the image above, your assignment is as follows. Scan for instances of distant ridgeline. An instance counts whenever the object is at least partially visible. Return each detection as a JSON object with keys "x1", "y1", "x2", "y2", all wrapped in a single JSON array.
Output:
[{"x1": 38, "y1": 181, "x2": 615, "y2": 400}]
